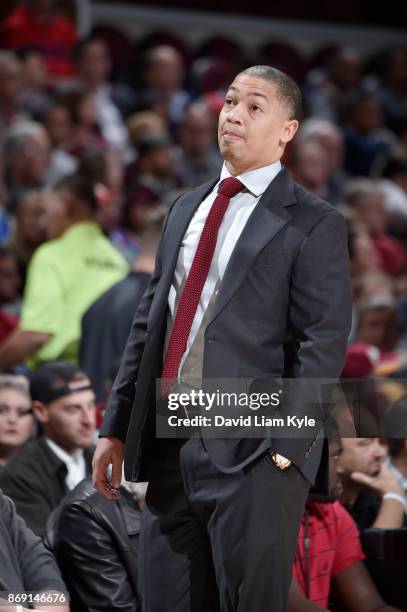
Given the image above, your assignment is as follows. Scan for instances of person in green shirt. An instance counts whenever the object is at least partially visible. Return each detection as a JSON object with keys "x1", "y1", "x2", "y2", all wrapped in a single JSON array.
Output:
[{"x1": 0, "y1": 173, "x2": 128, "y2": 370}]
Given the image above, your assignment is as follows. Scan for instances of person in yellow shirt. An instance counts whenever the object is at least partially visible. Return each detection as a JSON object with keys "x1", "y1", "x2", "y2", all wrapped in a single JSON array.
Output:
[{"x1": 0, "y1": 173, "x2": 128, "y2": 370}]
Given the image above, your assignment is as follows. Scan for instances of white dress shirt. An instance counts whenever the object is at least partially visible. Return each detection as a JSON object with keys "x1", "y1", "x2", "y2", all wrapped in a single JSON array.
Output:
[
  {"x1": 45, "y1": 438, "x2": 86, "y2": 491},
  {"x1": 166, "y1": 160, "x2": 282, "y2": 376},
  {"x1": 91, "y1": 84, "x2": 129, "y2": 154}
]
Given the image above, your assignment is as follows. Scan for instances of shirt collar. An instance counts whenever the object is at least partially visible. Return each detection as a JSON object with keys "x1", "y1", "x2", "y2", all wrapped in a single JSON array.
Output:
[
  {"x1": 219, "y1": 160, "x2": 282, "y2": 198},
  {"x1": 45, "y1": 438, "x2": 84, "y2": 466}
]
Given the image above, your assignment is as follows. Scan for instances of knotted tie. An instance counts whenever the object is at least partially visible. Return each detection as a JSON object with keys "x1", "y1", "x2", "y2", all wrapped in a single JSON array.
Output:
[{"x1": 161, "y1": 177, "x2": 244, "y2": 394}]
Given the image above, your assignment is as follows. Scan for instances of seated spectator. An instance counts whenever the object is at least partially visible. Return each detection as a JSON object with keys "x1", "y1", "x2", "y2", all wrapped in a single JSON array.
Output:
[
  {"x1": 125, "y1": 131, "x2": 181, "y2": 206},
  {"x1": 1, "y1": 0, "x2": 77, "y2": 79},
  {"x1": 73, "y1": 36, "x2": 131, "y2": 154},
  {"x1": 355, "y1": 296, "x2": 404, "y2": 365},
  {"x1": 0, "y1": 361, "x2": 96, "y2": 536},
  {"x1": 127, "y1": 110, "x2": 167, "y2": 151},
  {"x1": 290, "y1": 138, "x2": 331, "y2": 200},
  {"x1": 175, "y1": 101, "x2": 221, "y2": 188},
  {"x1": 377, "y1": 47, "x2": 407, "y2": 133},
  {"x1": 0, "y1": 374, "x2": 34, "y2": 468},
  {"x1": 139, "y1": 45, "x2": 190, "y2": 128},
  {"x1": 19, "y1": 48, "x2": 53, "y2": 120},
  {"x1": 43, "y1": 103, "x2": 78, "y2": 182},
  {"x1": 376, "y1": 154, "x2": 407, "y2": 234},
  {"x1": 0, "y1": 489, "x2": 69, "y2": 612},
  {"x1": 9, "y1": 189, "x2": 48, "y2": 288},
  {"x1": 295, "y1": 117, "x2": 347, "y2": 205},
  {"x1": 3, "y1": 120, "x2": 50, "y2": 213},
  {"x1": 383, "y1": 395, "x2": 407, "y2": 497},
  {"x1": 0, "y1": 51, "x2": 25, "y2": 142},
  {"x1": 352, "y1": 270, "x2": 394, "y2": 305},
  {"x1": 304, "y1": 46, "x2": 363, "y2": 123},
  {"x1": 338, "y1": 437, "x2": 406, "y2": 530},
  {"x1": 346, "y1": 179, "x2": 407, "y2": 277},
  {"x1": 62, "y1": 89, "x2": 106, "y2": 157},
  {"x1": 0, "y1": 173, "x2": 128, "y2": 370},
  {"x1": 46, "y1": 476, "x2": 143, "y2": 612},
  {"x1": 289, "y1": 436, "x2": 402, "y2": 611},
  {"x1": 347, "y1": 221, "x2": 382, "y2": 279},
  {"x1": 342, "y1": 89, "x2": 393, "y2": 176},
  {"x1": 80, "y1": 212, "x2": 164, "y2": 401},
  {"x1": 77, "y1": 149, "x2": 124, "y2": 237}
]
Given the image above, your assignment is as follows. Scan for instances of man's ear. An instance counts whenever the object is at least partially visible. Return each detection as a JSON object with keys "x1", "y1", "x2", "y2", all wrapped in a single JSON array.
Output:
[
  {"x1": 281, "y1": 119, "x2": 299, "y2": 145},
  {"x1": 32, "y1": 401, "x2": 49, "y2": 425}
]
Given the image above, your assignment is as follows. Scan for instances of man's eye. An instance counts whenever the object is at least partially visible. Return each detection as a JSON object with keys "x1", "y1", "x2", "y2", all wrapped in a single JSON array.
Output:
[
  {"x1": 252, "y1": 105, "x2": 261, "y2": 112},
  {"x1": 224, "y1": 98, "x2": 233, "y2": 105}
]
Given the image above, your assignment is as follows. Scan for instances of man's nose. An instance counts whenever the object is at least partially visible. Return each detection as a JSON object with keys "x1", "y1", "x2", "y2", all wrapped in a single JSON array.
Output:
[
  {"x1": 373, "y1": 439, "x2": 385, "y2": 459},
  {"x1": 227, "y1": 103, "x2": 244, "y2": 123},
  {"x1": 6, "y1": 412, "x2": 18, "y2": 425},
  {"x1": 81, "y1": 407, "x2": 93, "y2": 424}
]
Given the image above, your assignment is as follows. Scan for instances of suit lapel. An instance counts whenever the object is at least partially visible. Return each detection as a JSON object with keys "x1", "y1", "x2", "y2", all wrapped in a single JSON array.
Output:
[{"x1": 207, "y1": 168, "x2": 297, "y2": 326}]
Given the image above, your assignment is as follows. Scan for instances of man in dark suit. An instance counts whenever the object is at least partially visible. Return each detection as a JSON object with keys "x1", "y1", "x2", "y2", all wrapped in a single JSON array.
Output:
[{"x1": 93, "y1": 65, "x2": 352, "y2": 611}]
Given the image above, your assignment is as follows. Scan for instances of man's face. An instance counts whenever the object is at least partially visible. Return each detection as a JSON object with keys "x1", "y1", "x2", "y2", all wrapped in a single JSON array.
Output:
[
  {"x1": 0, "y1": 58, "x2": 23, "y2": 104},
  {"x1": 34, "y1": 379, "x2": 96, "y2": 452},
  {"x1": 78, "y1": 41, "x2": 111, "y2": 86},
  {"x1": 338, "y1": 438, "x2": 385, "y2": 480},
  {"x1": 218, "y1": 74, "x2": 298, "y2": 175},
  {"x1": 179, "y1": 107, "x2": 215, "y2": 155}
]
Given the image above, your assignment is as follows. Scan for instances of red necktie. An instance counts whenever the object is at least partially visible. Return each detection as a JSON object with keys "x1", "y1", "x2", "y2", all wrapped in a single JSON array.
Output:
[{"x1": 161, "y1": 177, "x2": 244, "y2": 394}]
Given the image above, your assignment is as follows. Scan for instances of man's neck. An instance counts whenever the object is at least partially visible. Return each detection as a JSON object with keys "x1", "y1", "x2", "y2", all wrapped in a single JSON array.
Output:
[
  {"x1": 224, "y1": 158, "x2": 281, "y2": 177},
  {"x1": 44, "y1": 437, "x2": 79, "y2": 457}
]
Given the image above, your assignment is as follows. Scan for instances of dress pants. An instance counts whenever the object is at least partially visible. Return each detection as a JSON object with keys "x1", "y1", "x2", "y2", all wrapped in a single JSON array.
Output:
[{"x1": 139, "y1": 434, "x2": 310, "y2": 612}]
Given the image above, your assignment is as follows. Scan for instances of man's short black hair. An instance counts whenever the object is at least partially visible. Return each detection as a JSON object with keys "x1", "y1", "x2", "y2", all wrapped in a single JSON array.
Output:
[
  {"x1": 384, "y1": 395, "x2": 407, "y2": 458},
  {"x1": 53, "y1": 172, "x2": 98, "y2": 212},
  {"x1": 237, "y1": 65, "x2": 302, "y2": 120},
  {"x1": 29, "y1": 361, "x2": 90, "y2": 405}
]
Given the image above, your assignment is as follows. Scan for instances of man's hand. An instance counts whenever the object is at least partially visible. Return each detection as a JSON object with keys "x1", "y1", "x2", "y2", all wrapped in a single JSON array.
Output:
[
  {"x1": 351, "y1": 463, "x2": 404, "y2": 497},
  {"x1": 92, "y1": 436, "x2": 125, "y2": 499}
]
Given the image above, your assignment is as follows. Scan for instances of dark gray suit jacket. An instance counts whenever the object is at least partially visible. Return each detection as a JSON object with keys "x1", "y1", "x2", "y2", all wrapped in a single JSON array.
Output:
[{"x1": 100, "y1": 168, "x2": 352, "y2": 488}]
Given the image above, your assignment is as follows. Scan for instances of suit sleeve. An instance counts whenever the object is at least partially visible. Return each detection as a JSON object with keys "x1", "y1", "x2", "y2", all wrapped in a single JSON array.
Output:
[
  {"x1": 289, "y1": 210, "x2": 352, "y2": 379},
  {"x1": 272, "y1": 210, "x2": 352, "y2": 467},
  {"x1": 99, "y1": 202, "x2": 175, "y2": 441}
]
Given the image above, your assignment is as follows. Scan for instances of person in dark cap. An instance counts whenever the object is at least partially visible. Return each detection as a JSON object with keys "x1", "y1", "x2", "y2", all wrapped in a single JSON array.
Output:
[{"x1": 0, "y1": 361, "x2": 96, "y2": 536}]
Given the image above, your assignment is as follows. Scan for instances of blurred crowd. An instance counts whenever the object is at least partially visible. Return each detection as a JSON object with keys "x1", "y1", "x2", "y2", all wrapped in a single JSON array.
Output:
[{"x1": 0, "y1": 1, "x2": 407, "y2": 611}]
